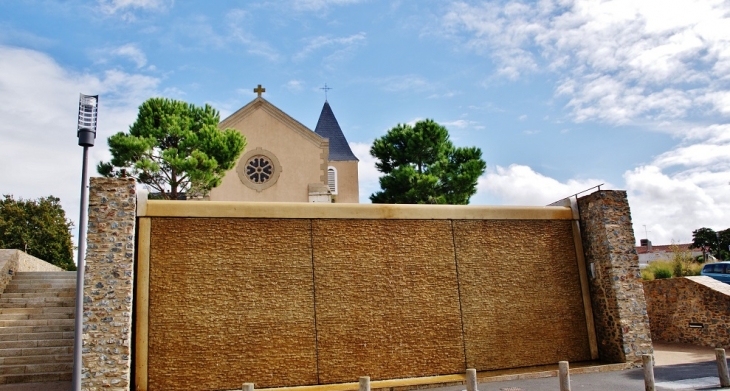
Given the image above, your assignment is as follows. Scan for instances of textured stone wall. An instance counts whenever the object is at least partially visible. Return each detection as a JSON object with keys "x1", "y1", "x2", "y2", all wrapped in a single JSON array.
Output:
[
  {"x1": 145, "y1": 217, "x2": 591, "y2": 390},
  {"x1": 577, "y1": 190, "x2": 652, "y2": 365},
  {"x1": 455, "y1": 220, "x2": 592, "y2": 370},
  {"x1": 147, "y1": 218, "x2": 318, "y2": 390},
  {"x1": 312, "y1": 220, "x2": 464, "y2": 383},
  {"x1": 644, "y1": 276, "x2": 730, "y2": 348},
  {"x1": 82, "y1": 178, "x2": 137, "y2": 391}
]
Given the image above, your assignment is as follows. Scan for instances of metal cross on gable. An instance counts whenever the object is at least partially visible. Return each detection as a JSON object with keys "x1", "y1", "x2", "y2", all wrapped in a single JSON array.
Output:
[
  {"x1": 254, "y1": 84, "x2": 266, "y2": 97},
  {"x1": 320, "y1": 83, "x2": 332, "y2": 101}
]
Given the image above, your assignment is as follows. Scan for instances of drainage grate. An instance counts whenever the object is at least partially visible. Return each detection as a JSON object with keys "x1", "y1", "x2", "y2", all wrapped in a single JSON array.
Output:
[{"x1": 500, "y1": 388, "x2": 524, "y2": 391}]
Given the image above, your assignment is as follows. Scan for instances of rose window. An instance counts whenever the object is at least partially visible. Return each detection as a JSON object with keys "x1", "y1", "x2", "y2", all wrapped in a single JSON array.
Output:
[{"x1": 246, "y1": 155, "x2": 273, "y2": 184}]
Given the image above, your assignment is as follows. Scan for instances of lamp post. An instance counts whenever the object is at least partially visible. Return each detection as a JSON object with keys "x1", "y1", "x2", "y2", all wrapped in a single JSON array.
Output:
[{"x1": 73, "y1": 94, "x2": 98, "y2": 391}]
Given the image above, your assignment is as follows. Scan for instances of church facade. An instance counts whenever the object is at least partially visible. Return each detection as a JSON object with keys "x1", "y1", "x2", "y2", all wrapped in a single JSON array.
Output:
[{"x1": 209, "y1": 88, "x2": 359, "y2": 203}]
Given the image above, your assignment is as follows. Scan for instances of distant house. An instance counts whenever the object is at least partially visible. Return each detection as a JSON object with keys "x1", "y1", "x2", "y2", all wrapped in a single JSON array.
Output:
[{"x1": 635, "y1": 239, "x2": 706, "y2": 268}]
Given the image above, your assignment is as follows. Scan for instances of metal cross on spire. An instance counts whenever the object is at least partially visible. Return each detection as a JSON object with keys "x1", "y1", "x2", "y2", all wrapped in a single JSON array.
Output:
[
  {"x1": 320, "y1": 83, "x2": 332, "y2": 101},
  {"x1": 254, "y1": 84, "x2": 266, "y2": 97}
]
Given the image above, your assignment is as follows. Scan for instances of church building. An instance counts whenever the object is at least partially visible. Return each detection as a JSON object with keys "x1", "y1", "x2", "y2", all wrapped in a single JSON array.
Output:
[{"x1": 209, "y1": 85, "x2": 359, "y2": 203}]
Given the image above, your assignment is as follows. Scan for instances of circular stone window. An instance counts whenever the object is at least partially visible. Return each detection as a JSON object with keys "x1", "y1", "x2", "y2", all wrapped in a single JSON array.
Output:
[
  {"x1": 246, "y1": 155, "x2": 273, "y2": 183},
  {"x1": 236, "y1": 148, "x2": 282, "y2": 192}
]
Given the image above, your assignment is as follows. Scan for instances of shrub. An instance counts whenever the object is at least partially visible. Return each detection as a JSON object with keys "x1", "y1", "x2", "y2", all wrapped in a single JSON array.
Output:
[
  {"x1": 653, "y1": 267, "x2": 673, "y2": 279},
  {"x1": 641, "y1": 269, "x2": 655, "y2": 281},
  {"x1": 643, "y1": 260, "x2": 674, "y2": 280}
]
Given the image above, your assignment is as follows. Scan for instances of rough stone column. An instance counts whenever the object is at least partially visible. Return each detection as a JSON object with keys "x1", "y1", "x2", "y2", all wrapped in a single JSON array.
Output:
[
  {"x1": 82, "y1": 177, "x2": 136, "y2": 391},
  {"x1": 577, "y1": 190, "x2": 652, "y2": 365}
]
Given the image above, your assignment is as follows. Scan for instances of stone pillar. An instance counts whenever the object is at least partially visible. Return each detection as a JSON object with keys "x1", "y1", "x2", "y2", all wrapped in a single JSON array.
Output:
[
  {"x1": 82, "y1": 178, "x2": 136, "y2": 391},
  {"x1": 577, "y1": 190, "x2": 652, "y2": 366}
]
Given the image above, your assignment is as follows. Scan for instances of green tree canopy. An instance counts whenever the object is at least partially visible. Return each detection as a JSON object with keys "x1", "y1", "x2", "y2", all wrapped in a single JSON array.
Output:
[
  {"x1": 98, "y1": 98, "x2": 246, "y2": 199},
  {"x1": 0, "y1": 195, "x2": 75, "y2": 271},
  {"x1": 369, "y1": 119, "x2": 486, "y2": 204},
  {"x1": 690, "y1": 227, "x2": 730, "y2": 261}
]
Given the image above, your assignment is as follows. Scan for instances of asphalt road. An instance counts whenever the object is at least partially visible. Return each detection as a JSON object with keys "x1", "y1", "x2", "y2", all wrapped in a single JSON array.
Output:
[{"x1": 436, "y1": 361, "x2": 726, "y2": 391}]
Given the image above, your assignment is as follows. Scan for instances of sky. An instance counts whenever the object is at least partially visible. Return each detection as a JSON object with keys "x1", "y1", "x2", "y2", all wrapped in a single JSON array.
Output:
[{"x1": 1, "y1": 0, "x2": 729, "y2": 247}]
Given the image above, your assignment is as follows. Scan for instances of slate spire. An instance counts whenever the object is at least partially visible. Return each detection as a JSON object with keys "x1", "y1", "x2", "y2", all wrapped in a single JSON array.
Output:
[{"x1": 314, "y1": 101, "x2": 358, "y2": 161}]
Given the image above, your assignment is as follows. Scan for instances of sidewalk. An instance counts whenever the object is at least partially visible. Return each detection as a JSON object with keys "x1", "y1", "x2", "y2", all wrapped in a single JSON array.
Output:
[{"x1": 0, "y1": 342, "x2": 721, "y2": 391}]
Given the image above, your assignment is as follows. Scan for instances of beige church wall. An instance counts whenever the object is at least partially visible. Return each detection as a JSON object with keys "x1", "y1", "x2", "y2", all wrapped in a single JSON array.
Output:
[
  {"x1": 329, "y1": 160, "x2": 359, "y2": 203},
  {"x1": 135, "y1": 200, "x2": 600, "y2": 391},
  {"x1": 211, "y1": 103, "x2": 328, "y2": 202}
]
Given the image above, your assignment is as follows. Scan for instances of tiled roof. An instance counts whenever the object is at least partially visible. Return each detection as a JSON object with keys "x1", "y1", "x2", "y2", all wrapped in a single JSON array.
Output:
[
  {"x1": 314, "y1": 101, "x2": 358, "y2": 162},
  {"x1": 635, "y1": 243, "x2": 694, "y2": 254}
]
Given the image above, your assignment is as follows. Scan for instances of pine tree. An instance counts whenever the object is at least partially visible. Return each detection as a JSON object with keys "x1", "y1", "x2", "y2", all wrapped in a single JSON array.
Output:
[
  {"x1": 98, "y1": 98, "x2": 246, "y2": 199},
  {"x1": 370, "y1": 119, "x2": 486, "y2": 204}
]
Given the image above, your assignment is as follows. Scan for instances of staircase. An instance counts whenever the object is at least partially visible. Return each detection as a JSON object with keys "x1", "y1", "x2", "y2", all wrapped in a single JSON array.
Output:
[{"x1": 0, "y1": 271, "x2": 75, "y2": 384}]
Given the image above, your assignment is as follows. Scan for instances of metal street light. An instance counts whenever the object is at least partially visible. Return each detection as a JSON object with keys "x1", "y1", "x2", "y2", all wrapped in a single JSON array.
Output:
[{"x1": 73, "y1": 94, "x2": 98, "y2": 391}]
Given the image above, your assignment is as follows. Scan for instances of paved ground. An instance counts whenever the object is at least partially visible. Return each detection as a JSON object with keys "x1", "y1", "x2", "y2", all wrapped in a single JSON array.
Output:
[{"x1": 0, "y1": 343, "x2": 723, "y2": 391}]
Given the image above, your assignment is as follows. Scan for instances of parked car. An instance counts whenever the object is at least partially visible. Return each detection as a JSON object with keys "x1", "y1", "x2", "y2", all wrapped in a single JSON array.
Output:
[{"x1": 700, "y1": 261, "x2": 730, "y2": 284}]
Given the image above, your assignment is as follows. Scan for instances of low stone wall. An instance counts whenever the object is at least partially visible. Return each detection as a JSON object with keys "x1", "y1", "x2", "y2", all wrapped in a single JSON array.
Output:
[
  {"x1": 643, "y1": 276, "x2": 730, "y2": 348},
  {"x1": 15, "y1": 250, "x2": 64, "y2": 272},
  {"x1": 0, "y1": 250, "x2": 63, "y2": 292}
]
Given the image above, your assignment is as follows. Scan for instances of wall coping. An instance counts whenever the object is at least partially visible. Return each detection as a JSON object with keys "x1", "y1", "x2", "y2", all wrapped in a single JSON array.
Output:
[
  {"x1": 137, "y1": 199, "x2": 574, "y2": 220},
  {"x1": 0, "y1": 249, "x2": 63, "y2": 272},
  {"x1": 660, "y1": 275, "x2": 730, "y2": 296}
]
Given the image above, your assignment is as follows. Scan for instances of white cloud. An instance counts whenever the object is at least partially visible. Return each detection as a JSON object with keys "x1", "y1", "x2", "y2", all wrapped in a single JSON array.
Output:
[
  {"x1": 294, "y1": 33, "x2": 367, "y2": 62},
  {"x1": 350, "y1": 141, "x2": 378, "y2": 203},
  {"x1": 98, "y1": 0, "x2": 171, "y2": 20},
  {"x1": 98, "y1": 0, "x2": 169, "y2": 13},
  {"x1": 440, "y1": 119, "x2": 477, "y2": 129},
  {"x1": 109, "y1": 43, "x2": 147, "y2": 68},
  {"x1": 0, "y1": 45, "x2": 159, "y2": 240},
  {"x1": 225, "y1": 9, "x2": 281, "y2": 62},
  {"x1": 291, "y1": 0, "x2": 364, "y2": 11},
  {"x1": 442, "y1": 0, "x2": 730, "y2": 245},
  {"x1": 378, "y1": 75, "x2": 432, "y2": 93},
  {"x1": 285, "y1": 80, "x2": 305, "y2": 93},
  {"x1": 476, "y1": 164, "x2": 609, "y2": 206},
  {"x1": 626, "y1": 165, "x2": 729, "y2": 244},
  {"x1": 442, "y1": 0, "x2": 730, "y2": 125}
]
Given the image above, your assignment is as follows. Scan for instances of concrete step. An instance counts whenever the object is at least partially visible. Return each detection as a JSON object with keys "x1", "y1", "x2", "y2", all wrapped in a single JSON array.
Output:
[
  {"x1": 3, "y1": 283, "x2": 76, "y2": 291},
  {"x1": 0, "y1": 298, "x2": 75, "y2": 308},
  {"x1": 0, "y1": 346, "x2": 73, "y2": 358},
  {"x1": 0, "y1": 354, "x2": 72, "y2": 365},
  {"x1": 0, "y1": 331, "x2": 73, "y2": 342},
  {"x1": 6, "y1": 277, "x2": 76, "y2": 283},
  {"x1": 0, "y1": 290, "x2": 76, "y2": 296},
  {"x1": 12, "y1": 272, "x2": 76, "y2": 280},
  {"x1": 0, "y1": 272, "x2": 77, "y2": 385},
  {"x1": 0, "y1": 319, "x2": 74, "y2": 327},
  {"x1": 0, "y1": 325, "x2": 73, "y2": 335},
  {"x1": 0, "y1": 370, "x2": 72, "y2": 384},
  {"x1": 0, "y1": 312, "x2": 74, "y2": 321},
  {"x1": 0, "y1": 307, "x2": 74, "y2": 315},
  {"x1": 0, "y1": 362, "x2": 73, "y2": 376},
  {"x1": 0, "y1": 292, "x2": 75, "y2": 299},
  {"x1": 0, "y1": 339, "x2": 73, "y2": 350}
]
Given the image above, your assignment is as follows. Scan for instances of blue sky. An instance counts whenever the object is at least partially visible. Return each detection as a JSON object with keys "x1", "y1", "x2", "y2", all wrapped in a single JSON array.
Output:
[{"x1": 1, "y1": 0, "x2": 729, "y2": 246}]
